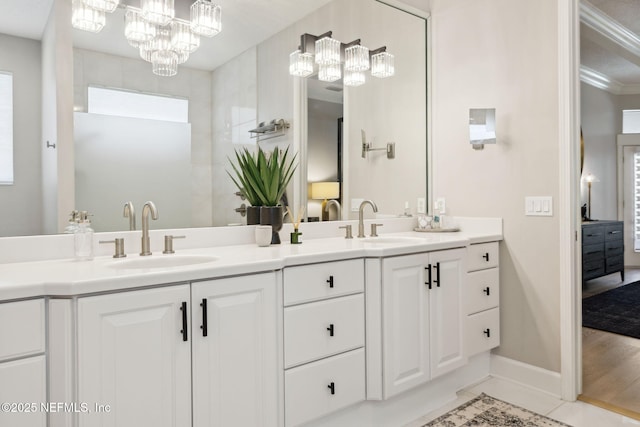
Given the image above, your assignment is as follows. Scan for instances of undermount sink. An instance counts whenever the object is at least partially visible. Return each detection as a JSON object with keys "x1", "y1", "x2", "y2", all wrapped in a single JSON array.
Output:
[
  {"x1": 107, "y1": 254, "x2": 218, "y2": 270},
  {"x1": 360, "y1": 237, "x2": 424, "y2": 245}
]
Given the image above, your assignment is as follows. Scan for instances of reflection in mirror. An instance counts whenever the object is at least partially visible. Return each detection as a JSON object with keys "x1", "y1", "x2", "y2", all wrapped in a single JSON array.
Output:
[{"x1": 0, "y1": 0, "x2": 427, "y2": 237}]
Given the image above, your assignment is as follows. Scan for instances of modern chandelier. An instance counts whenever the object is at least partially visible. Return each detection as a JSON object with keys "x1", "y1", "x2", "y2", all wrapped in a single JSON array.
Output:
[
  {"x1": 72, "y1": 0, "x2": 222, "y2": 77},
  {"x1": 289, "y1": 31, "x2": 394, "y2": 87}
]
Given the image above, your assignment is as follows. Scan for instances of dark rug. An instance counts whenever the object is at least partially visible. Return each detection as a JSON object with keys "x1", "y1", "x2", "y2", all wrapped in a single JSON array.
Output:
[
  {"x1": 582, "y1": 281, "x2": 640, "y2": 339},
  {"x1": 423, "y1": 393, "x2": 571, "y2": 426}
]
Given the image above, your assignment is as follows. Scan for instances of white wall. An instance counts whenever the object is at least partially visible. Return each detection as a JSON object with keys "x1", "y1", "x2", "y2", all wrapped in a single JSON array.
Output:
[
  {"x1": 429, "y1": 0, "x2": 561, "y2": 372},
  {"x1": 73, "y1": 48, "x2": 212, "y2": 229},
  {"x1": 580, "y1": 83, "x2": 618, "y2": 220},
  {"x1": 0, "y1": 34, "x2": 43, "y2": 237}
]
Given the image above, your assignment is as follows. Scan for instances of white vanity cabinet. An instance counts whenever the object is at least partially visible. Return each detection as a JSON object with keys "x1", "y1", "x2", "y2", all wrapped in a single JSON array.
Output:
[
  {"x1": 465, "y1": 242, "x2": 500, "y2": 356},
  {"x1": 374, "y1": 248, "x2": 466, "y2": 399},
  {"x1": 283, "y1": 259, "x2": 366, "y2": 427},
  {"x1": 76, "y1": 272, "x2": 279, "y2": 427},
  {"x1": 0, "y1": 299, "x2": 47, "y2": 427}
]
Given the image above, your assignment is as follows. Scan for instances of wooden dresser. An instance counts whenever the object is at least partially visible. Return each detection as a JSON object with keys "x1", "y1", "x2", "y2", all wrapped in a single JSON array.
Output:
[{"x1": 582, "y1": 220, "x2": 624, "y2": 283}]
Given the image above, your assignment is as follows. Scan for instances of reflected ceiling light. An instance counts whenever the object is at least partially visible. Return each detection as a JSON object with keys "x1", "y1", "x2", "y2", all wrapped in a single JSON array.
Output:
[
  {"x1": 72, "y1": 0, "x2": 221, "y2": 77},
  {"x1": 289, "y1": 31, "x2": 395, "y2": 86}
]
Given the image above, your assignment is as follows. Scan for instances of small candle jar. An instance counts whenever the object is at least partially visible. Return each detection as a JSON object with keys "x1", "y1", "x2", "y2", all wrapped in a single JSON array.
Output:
[{"x1": 290, "y1": 228, "x2": 302, "y2": 244}]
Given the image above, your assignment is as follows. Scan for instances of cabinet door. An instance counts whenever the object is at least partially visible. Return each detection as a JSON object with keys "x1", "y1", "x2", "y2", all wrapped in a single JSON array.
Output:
[
  {"x1": 428, "y1": 248, "x2": 467, "y2": 378},
  {"x1": 192, "y1": 273, "x2": 278, "y2": 427},
  {"x1": 77, "y1": 285, "x2": 192, "y2": 427},
  {"x1": 382, "y1": 253, "x2": 430, "y2": 398},
  {"x1": 0, "y1": 356, "x2": 46, "y2": 427}
]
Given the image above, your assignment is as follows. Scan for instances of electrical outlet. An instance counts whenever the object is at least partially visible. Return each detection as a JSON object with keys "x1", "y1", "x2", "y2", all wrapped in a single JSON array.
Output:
[
  {"x1": 417, "y1": 198, "x2": 426, "y2": 214},
  {"x1": 435, "y1": 197, "x2": 446, "y2": 214},
  {"x1": 351, "y1": 198, "x2": 364, "y2": 212}
]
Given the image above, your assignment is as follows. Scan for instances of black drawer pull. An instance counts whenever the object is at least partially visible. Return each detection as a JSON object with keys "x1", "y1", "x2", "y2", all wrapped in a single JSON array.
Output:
[
  {"x1": 586, "y1": 267, "x2": 601, "y2": 272},
  {"x1": 483, "y1": 328, "x2": 491, "y2": 338},
  {"x1": 326, "y1": 276, "x2": 334, "y2": 288},
  {"x1": 200, "y1": 298, "x2": 208, "y2": 337},
  {"x1": 327, "y1": 324, "x2": 334, "y2": 337},
  {"x1": 585, "y1": 251, "x2": 601, "y2": 255},
  {"x1": 180, "y1": 302, "x2": 188, "y2": 342},
  {"x1": 434, "y1": 262, "x2": 440, "y2": 287},
  {"x1": 483, "y1": 287, "x2": 490, "y2": 296},
  {"x1": 483, "y1": 253, "x2": 490, "y2": 261},
  {"x1": 425, "y1": 265, "x2": 432, "y2": 289},
  {"x1": 327, "y1": 382, "x2": 335, "y2": 395}
]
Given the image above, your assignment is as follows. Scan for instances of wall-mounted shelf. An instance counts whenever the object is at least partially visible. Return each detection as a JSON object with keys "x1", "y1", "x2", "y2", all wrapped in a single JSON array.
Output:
[{"x1": 249, "y1": 119, "x2": 290, "y2": 142}]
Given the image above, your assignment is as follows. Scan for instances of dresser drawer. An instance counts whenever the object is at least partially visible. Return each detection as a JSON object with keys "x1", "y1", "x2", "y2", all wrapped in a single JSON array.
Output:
[
  {"x1": 467, "y1": 242, "x2": 499, "y2": 272},
  {"x1": 606, "y1": 255, "x2": 623, "y2": 273},
  {"x1": 466, "y1": 307, "x2": 500, "y2": 357},
  {"x1": 465, "y1": 268, "x2": 499, "y2": 315},
  {"x1": 0, "y1": 299, "x2": 45, "y2": 362},
  {"x1": 284, "y1": 259, "x2": 364, "y2": 306},
  {"x1": 604, "y1": 223, "x2": 623, "y2": 241},
  {"x1": 285, "y1": 348, "x2": 365, "y2": 427},
  {"x1": 582, "y1": 225, "x2": 604, "y2": 244},
  {"x1": 284, "y1": 294, "x2": 364, "y2": 368},
  {"x1": 583, "y1": 242, "x2": 604, "y2": 262},
  {"x1": 583, "y1": 259, "x2": 605, "y2": 280},
  {"x1": 605, "y1": 240, "x2": 623, "y2": 256}
]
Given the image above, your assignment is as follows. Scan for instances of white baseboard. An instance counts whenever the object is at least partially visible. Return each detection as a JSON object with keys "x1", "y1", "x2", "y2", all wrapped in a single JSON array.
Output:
[{"x1": 490, "y1": 354, "x2": 562, "y2": 398}]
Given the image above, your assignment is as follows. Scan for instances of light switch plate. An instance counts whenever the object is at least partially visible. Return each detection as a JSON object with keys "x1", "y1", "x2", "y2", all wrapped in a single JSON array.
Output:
[
  {"x1": 525, "y1": 196, "x2": 553, "y2": 216},
  {"x1": 417, "y1": 198, "x2": 426, "y2": 214},
  {"x1": 435, "y1": 197, "x2": 446, "y2": 214}
]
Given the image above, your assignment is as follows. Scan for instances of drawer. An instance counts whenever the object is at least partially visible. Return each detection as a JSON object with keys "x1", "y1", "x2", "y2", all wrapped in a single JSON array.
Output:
[
  {"x1": 0, "y1": 299, "x2": 45, "y2": 362},
  {"x1": 606, "y1": 256, "x2": 623, "y2": 273},
  {"x1": 0, "y1": 355, "x2": 46, "y2": 427},
  {"x1": 284, "y1": 259, "x2": 364, "y2": 306},
  {"x1": 604, "y1": 223, "x2": 623, "y2": 241},
  {"x1": 583, "y1": 242, "x2": 604, "y2": 262},
  {"x1": 466, "y1": 307, "x2": 500, "y2": 357},
  {"x1": 583, "y1": 259, "x2": 605, "y2": 281},
  {"x1": 605, "y1": 240, "x2": 623, "y2": 256},
  {"x1": 582, "y1": 225, "x2": 604, "y2": 245},
  {"x1": 284, "y1": 294, "x2": 364, "y2": 368},
  {"x1": 467, "y1": 242, "x2": 499, "y2": 272},
  {"x1": 285, "y1": 348, "x2": 365, "y2": 427},
  {"x1": 465, "y1": 268, "x2": 499, "y2": 315}
]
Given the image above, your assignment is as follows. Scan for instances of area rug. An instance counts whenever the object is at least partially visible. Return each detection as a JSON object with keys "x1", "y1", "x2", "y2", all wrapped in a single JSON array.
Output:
[
  {"x1": 582, "y1": 281, "x2": 640, "y2": 339},
  {"x1": 423, "y1": 393, "x2": 571, "y2": 427}
]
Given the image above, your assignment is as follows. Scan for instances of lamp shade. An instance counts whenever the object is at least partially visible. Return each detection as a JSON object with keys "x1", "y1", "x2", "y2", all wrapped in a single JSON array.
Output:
[{"x1": 311, "y1": 182, "x2": 339, "y2": 200}]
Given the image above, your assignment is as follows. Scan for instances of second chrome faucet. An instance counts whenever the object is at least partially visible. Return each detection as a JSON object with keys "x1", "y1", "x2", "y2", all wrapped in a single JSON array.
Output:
[{"x1": 140, "y1": 201, "x2": 158, "y2": 256}]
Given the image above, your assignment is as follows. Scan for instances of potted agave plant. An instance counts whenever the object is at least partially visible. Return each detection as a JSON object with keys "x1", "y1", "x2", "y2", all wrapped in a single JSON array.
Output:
[{"x1": 228, "y1": 146, "x2": 297, "y2": 244}]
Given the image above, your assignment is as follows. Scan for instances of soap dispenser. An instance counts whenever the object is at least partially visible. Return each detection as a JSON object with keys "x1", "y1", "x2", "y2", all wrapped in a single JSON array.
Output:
[
  {"x1": 64, "y1": 210, "x2": 79, "y2": 234},
  {"x1": 74, "y1": 211, "x2": 94, "y2": 261}
]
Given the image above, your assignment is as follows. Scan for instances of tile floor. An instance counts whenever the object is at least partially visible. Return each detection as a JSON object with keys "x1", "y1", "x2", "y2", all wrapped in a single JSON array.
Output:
[{"x1": 404, "y1": 376, "x2": 640, "y2": 427}]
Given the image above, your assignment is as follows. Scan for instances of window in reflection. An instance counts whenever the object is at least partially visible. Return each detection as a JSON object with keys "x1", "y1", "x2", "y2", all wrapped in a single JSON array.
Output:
[{"x1": 0, "y1": 72, "x2": 13, "y2": 185}]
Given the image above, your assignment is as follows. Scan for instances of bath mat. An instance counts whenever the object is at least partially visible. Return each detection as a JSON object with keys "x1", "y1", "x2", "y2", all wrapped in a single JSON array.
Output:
[
  {"x1": 582, "y1": 281, "x2": 640, "y2": 339},
  {"x1": 423, "y1": 393, "x2": 571, "y2": 426}
]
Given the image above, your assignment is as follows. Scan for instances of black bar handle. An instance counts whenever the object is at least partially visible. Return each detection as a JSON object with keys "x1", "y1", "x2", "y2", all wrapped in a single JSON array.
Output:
[
  {"x1": 200, "y1": 298, "x2": 208, "y2": 337},
  {"x1": 483, "y1": 286, "x2": 491, "y2": 296},
  {"x1": 434, "y1": 262, "x2": 440, "y2": 287},
  {"x1": 483, "y1": 328, "x2": 491, "y2": 338},
  {"x1": 327, "y1": 382, "x2": 335, "y2": 395},
  {"x1": 327, "y1": 324, "x2": 334, "y2": 337},
  {"x1": 483, "y1": 252, "x2": 490, "y2": 262},
  {"x1": 425, "y1": 264, "x2": 432, "y2": 289},
  {"x1": 180, "y1": 302, "x2": 188, "y2": 342},
  {"x1": 327, "y1": 275, "x2": 334, "y2": 288}
]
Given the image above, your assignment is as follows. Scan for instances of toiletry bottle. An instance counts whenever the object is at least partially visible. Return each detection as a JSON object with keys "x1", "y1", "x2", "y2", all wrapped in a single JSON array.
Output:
[
  {"x1": 64, "y1": 210, "x2": 79, "y2": 234},
  {"x1": 74, "y1": 211, "x2": 94, "y2": 261}
]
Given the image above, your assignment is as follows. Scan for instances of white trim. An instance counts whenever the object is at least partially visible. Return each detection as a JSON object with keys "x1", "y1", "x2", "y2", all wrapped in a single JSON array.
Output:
[
  {"x1": 490, "y1": 354, "x2": 562, "y2": 398},
  {"x1": 580, "y1": 0, "x2": 640, "y2": 59},
  {"x1": 559, "y1": 0, "x2": 581, "y2": 401},
  {"x1": 580, "y1": 66, "x2": 640, "y2": 95},
  {"x1": 375, "y1": 0, "x2": 430, "y2": 19}
]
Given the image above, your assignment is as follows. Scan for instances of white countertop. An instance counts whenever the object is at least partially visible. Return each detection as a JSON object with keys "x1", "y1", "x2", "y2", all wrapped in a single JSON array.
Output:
[{"x1": 0, "y1": 228, "x2": 501, "y2": 301}]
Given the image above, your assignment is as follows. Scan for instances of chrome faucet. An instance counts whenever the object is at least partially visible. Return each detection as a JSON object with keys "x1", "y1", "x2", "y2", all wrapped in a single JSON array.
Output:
[
  {"x1": 140, "y1": 201, "x2": 158, "y2": 256},
  {"x1": 123, "y1": 201, "x2": 136, "y2": 231},
  {"x1": 358, "y1": 200, "x2": 378, "y2": 238},
  {"x1": 324, "y1": 200, "x2": 341, "y2": 221}
]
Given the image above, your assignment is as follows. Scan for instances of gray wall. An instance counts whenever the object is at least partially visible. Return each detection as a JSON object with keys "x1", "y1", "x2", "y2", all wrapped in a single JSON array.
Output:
[{"x1": 0, "y1": 34, "x2": 43, "y2": 237}]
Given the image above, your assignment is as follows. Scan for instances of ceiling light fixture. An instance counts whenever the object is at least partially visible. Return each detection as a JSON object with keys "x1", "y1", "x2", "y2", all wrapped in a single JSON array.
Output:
[
  {"x1": 72, "y1": 0, "x2": 222, "y2": 77},
  {"x1": 289, "y1": 31, "x2": 395, "y2": 86}
]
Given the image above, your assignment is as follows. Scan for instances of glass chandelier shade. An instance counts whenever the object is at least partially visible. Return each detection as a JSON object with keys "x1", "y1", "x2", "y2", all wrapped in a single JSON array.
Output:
[
  {"x1": 151, "y1": 50, "x2": 178, "y2": 77},
  {"x1": 140, "y1": 0, "x2": 175, "y2": 26},
  {"x1": 171, "y1": 21, "x2": 200, "y2": 53},
  {"x1": 72, "y1": 0, "x2": 106, "y2": 33},
  {"x1": 190, "y1": 0, "x2": 222, "y2": 37},
  {"x1": 289, "y1": 50, "x2": 314, "y2": 77},
  {"x1": 315, "y1": 37, "x2": 341, "y2": 65},
  {"x1": 83, "y1": 0, "x2": 119, "y2": 13},
  {"x1": 344, "y1": 45, "x2": 369, "y2": 71},
  {"x1": 371, "y1": 52, "x2": 395, "y2": 78},
  {"x1": 318, "y1": 63, "x2": 341, "y2": 83},
  {"x1": 124, "y1": 9, "x2": 156, "y2": 44},
  {"x1": 344, "y1": 69, "x2": 366, "y2": 87}
]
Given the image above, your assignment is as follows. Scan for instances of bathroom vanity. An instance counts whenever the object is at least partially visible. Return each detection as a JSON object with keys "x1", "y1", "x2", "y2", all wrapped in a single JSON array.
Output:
[{"x1": 0, "y1": 217, "x2": 502, "y2": 427}]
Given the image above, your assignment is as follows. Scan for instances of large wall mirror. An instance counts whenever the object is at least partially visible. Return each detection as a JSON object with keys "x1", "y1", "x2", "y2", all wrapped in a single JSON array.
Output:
[{"x1": 0, "y1": 0, "x2": 428, "y2": 237}]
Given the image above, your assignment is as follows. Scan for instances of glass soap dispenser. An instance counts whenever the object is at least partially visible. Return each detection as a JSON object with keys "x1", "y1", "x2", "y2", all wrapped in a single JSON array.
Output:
[{"x1": 74, "y1": 211, "x2": 94, "y2": 261}]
